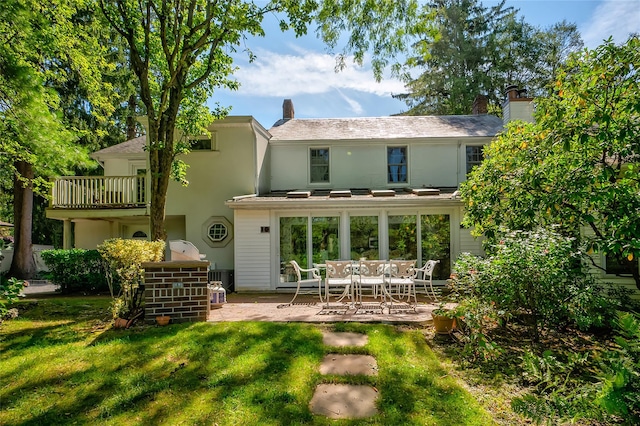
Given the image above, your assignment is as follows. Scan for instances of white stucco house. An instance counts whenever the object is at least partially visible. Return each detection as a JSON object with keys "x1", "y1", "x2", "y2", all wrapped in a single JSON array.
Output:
[{"x1": 46, "y1": 87, "x2": 637, "y2": 295}]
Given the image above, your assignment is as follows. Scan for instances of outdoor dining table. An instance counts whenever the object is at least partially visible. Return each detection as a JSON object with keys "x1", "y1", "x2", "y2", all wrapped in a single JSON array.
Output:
[{"x1": 314, "y1": 260, "x2": 416, "y2": 313}]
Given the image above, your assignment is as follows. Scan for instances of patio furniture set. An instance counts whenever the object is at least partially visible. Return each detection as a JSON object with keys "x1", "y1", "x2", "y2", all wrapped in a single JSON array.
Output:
[{"x1": 285, "y1": 259, "x2": 440, "y2": 314}]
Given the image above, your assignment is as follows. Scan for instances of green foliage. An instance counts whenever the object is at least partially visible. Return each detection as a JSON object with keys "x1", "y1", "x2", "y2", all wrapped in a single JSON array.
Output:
[
  {"x1": 0, "y1": 0, "x2": 119, "y2": 279},
  {"x1": 0, "y1": 0, "x2": 113, "y2": 192},
  {"x1": 451, "y1": 229, "x2": 617, "y2": 342},
  {"x1": 97, "y1": 239, "x2": 164, "y2": 320},
  {"x1": 512, "y1": 311, "x2": 640, "y2": 424},
  {"x1": 453, "y1": 297, "x2": 504, "y2": 362},
  {"x1": 462, "y1": 36, "x2": 640, "y2": 289},
  {"x1": 0, "y1": 277, "x2": 26, "y2": 318},
  {"x1": 40, "y1": 249, "x2": 108, "y2": 294},
  {"x1": 396, "y1": 0, "x2": 582, "y2": 115},
  {"x1": 99, "y1": 0, "x2": 429, "y2": 241},
  {"x1": 316, "y1": 0, "x2": 434, "y2": 81},
  {"x1": 594, "y1": 311, "x2": 640, "y2": 420}
]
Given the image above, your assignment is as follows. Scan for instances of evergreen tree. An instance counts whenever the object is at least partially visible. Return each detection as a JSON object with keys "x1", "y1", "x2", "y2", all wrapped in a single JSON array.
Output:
[{"x1": 396, "y1": 0, "x2": 583, "y2": 115}]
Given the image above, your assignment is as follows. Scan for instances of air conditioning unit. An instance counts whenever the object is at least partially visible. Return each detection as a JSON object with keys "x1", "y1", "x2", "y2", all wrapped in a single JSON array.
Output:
[{"x1": 208, "y1": 269, "x2": 234, "y2": 293}]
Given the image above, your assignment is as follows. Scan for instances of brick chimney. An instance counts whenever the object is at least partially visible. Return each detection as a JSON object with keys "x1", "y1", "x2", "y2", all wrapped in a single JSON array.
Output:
[
  {"x1": 283, "y1": 99, "x2": 294, "y2": 120},
  {"x1": 472, "y1": 95, "x2": 488, "y2": 115}
]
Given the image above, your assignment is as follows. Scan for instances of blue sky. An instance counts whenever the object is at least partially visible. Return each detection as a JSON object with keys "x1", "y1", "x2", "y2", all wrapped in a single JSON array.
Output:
[{"x1": 210, "y1": 0, "x2": 640, "y2": 128}]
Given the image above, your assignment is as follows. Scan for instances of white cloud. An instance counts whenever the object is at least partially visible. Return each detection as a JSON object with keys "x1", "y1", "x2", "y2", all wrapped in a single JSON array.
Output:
[
  {"x1": 581, "y1": 0, "x2": 640, "y2": 48},
  {"x1": 335, "y1": 89, "x2": 365, "y2": 115},
  {"x1": 229, "y1": 45, "x2": 406, "y2": 98}
]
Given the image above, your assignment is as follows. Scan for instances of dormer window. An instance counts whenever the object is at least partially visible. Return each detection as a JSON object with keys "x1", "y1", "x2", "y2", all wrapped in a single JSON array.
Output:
[{"x1": 310, "y1": 148, "x2": 329, "y2": 183}]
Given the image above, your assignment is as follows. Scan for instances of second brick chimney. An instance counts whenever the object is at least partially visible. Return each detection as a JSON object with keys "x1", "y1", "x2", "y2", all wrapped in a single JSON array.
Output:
[{"x1": 472, "y1": 95, "x2": 488, "y2": 115}]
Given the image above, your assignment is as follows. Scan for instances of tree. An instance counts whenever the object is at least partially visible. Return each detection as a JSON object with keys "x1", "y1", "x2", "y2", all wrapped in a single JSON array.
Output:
[
  {"x1": 396, "y1": 0, "x2": 583, "y2": 115},
  {"x1": 461, "y1": 36, "x2": 640, "y2": 290},
  {"x1": 98, "y1": 0, "x2": 430, "y2": 242},
  {"x1": 0, "y1": 0, "x2": 114, "y2": 278}
]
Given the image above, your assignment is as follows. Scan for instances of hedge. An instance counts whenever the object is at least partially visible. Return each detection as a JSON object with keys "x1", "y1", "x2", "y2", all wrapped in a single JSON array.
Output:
[{"x1": 40, "y1": 249, "x2": 110, "y2": 294}]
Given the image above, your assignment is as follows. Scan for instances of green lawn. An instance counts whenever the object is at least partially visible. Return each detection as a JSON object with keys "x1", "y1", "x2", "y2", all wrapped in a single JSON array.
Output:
[{"x1": 0, "y1": 297, "x2": 495, "y2": 425}]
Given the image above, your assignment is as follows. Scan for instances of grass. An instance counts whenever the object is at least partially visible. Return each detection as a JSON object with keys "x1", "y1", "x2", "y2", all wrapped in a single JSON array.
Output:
[{"x1": 0, "y1": 297, "x2": 496, "y2": 425}]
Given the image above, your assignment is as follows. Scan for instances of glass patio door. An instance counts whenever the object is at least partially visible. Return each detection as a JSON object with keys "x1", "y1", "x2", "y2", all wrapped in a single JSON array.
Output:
[
  {"x1": 349, "y1": 215, "x2": 379, "y2": 260},
  {"x1": 279, "y1": 216, "x2": 340, "y2": 283},
  {"x1": 311, "y1": 217, "x2": 340, "y2": 265},
  {"x1": 420, "y1": 214, "x2": 451, "y2": 279},
  {"x1": 388, "y1": 215, "x2": 417, "y2": 260},
  {"x1": 279, "y1": 217, "x2": 308, "y2": 283}
]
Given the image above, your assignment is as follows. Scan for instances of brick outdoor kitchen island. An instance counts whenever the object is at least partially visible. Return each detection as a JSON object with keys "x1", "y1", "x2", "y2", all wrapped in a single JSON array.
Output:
[{"x1": 143, "y1": 261, "x2": 210, "y2": 324}]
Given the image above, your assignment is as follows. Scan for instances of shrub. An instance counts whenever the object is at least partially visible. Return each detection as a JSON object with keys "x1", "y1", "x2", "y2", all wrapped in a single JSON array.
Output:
[
  {"x1": 41, "y1": 249, "x2": 108, "y2": 294},
  {"x1": 450, "y1": 228, "x2": 617, "y2": 341},
  {"x1": 0, "y1": 276, "x2": 25, "y2": 319},
  {"x1": 97, "y1": 239, "x2": 164, "y2": 321}
]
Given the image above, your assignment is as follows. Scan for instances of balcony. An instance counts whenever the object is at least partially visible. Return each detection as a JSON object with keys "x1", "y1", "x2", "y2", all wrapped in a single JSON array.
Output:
[{"x1": 50, "y1": 176, "x2": 148, "y2": 209}]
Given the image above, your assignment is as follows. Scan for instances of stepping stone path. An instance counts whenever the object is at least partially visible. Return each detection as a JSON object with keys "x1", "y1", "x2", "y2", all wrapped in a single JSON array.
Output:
[{"x1": 309, "y1": 331, "x2": 379, "y2": 419}]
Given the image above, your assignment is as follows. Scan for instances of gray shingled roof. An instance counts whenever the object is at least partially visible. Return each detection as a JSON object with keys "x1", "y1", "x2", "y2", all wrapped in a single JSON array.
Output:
[
  {"x1": 92, "y1": 135, "x2": 146, "y2": 155},
  {"x1": 269, "y1": 115, "x2": 504, "y2": 141}
]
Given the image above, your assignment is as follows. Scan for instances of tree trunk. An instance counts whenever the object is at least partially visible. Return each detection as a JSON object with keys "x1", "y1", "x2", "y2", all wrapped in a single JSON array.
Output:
[
  {"x1": 8, "y1": 161, "x2": 36, "y2": 279},
  {"x1": 126, "y1": 93, "x2": 137, "y2": 140},
  {"x1": 147, "y1": 115, "x2": 173, "y2": 245}
]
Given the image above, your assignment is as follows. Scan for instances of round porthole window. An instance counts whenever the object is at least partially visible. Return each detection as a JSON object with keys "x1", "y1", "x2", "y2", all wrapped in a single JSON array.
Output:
[{"x1": 201, "y1": 216, "x2": 233, "y2": 248}]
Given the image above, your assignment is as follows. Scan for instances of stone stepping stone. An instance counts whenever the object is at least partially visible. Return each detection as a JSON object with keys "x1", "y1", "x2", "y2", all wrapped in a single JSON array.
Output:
[
  {"x1": 309, "y1": 384, "x2": 379, "y2": 419},
  {"x1": 320, "y1": 354, "x2": 378, "y2": 376},
  {"x1": 322, "y1": 331, "x2": 368, "y2": 347}
]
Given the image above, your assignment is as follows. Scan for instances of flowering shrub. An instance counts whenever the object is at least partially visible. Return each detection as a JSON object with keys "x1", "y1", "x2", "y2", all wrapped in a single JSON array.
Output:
[
  {"x1": 97, "y1": 238, "x2": 164, "y2": 320},
  {"x1": 451, "y1": 228, "x2": 617, "y2": 342}
]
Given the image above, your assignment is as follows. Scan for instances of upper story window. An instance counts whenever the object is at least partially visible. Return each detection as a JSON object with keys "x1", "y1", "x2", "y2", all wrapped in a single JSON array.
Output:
[
  {"x1": 190, "y1": 131, "x2": 217, "y2": 151},
  {"x1": 310, "y1": 148, "x2": 330, "y2": 183},
  {"x1": 387, "y1": 146, "x2": 407, "y2": 183},
  {"x1": 466, "y1": 145, "x2": 484, "y2": 174}
]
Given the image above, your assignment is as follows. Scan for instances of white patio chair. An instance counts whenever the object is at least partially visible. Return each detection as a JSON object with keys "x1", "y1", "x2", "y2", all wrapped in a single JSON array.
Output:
[
  {"x1": 280, "y1": 260, "x2": 322, "y2": 307},
  {"x1": 355, "y1": 259, "x2": 386, "y2": 313},
  {"x1": 323, "y1": 260, "x2": 353, "y2": 310},
  {"x1": 413, "y1": 259, "x2": 440, "y2": 301},
  {"x1": 385, "y1": 259, "x2": 417, "y2": 312}
]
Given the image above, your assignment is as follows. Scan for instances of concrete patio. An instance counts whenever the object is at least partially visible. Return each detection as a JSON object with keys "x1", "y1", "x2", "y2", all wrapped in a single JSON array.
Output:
[{"x1": 207, "y1": 292, "x2": 440, "y2": 324}]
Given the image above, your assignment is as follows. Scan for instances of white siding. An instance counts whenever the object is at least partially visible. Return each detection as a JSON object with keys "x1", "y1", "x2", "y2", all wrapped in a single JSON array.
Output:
[
  {"x1": 589, "y1": 252, "x2": 640, "y2": 299},
  {"x1": 234, "y1": 210, "x2": 272, "y2": 291},
  {"x1": 270, "y1": 138, "x2": 495, "y2": 192},
  {"x1": 459, "y1": 227, "x2": 484, "y2": 256},
  {"x1": 582, "y1": 226, "x2": 639, "y2": 298}
]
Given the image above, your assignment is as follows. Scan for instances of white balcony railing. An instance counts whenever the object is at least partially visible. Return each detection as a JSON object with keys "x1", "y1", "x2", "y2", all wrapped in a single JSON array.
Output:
[{"x1": 51, "y1": 176, "x2": 147, "y2": 208}]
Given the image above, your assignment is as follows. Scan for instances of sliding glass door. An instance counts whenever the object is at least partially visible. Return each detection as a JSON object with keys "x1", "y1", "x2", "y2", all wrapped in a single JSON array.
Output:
[{"x1": 280, "y1": 216, "x2": 340, "y2": 282}]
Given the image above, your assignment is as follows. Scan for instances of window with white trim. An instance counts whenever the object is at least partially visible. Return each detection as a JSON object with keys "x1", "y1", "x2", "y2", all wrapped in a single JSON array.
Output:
[
  {"x1": 310, "y1": 148, "x2": 329, "y2": 183},
  {"x1": 202, "y1": 216, "x2": 233, "y2": 248},
  {"x1": 387, "y1": 146, "x2": 407, "y2": 183},
  {"x1": 466, "y1": 145, "x2": 483, "y2": 174}
]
